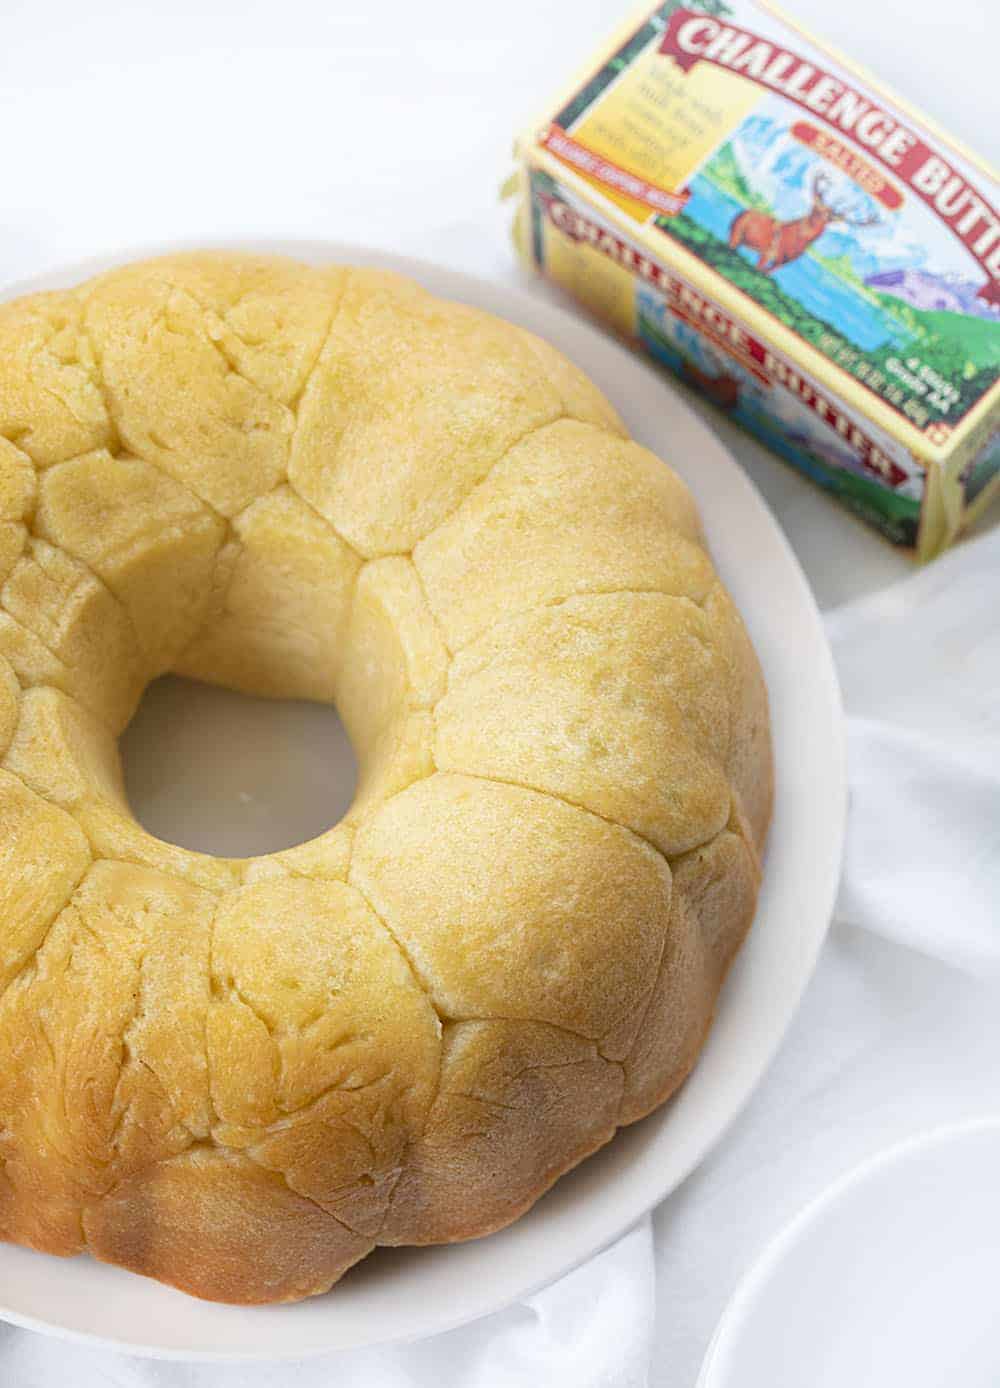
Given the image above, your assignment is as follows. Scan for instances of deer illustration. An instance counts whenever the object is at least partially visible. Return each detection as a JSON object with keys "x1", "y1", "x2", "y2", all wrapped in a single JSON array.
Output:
[{"x1": 728, "y1": 171, "x2": 879, "y2": 274}]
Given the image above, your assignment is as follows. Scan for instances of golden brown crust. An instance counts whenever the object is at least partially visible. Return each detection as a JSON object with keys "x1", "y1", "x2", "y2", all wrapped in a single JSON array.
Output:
[
  {"x1": 82, "y1": 1148, "x2": 372, "y2": 1304},
  {"x1": 381, "y1": 1019, "x2": 624, "y2": 1246},
  {"x1": 0, "y1": 251, "x2": 773, "y2": 1303}
]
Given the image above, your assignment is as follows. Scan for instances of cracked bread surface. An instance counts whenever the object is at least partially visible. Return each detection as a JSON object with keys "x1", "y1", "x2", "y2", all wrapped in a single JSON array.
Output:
[{"x1": 0, "y1": 251, "x2": 772, "y2": 1303}]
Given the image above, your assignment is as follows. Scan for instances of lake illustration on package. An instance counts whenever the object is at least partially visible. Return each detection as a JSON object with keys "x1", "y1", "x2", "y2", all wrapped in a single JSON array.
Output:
[{"x1": 514, "y1": 0, "x2": 1000, "y2": 555}]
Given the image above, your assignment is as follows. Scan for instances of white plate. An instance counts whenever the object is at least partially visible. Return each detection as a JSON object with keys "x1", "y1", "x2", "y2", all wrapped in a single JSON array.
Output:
[
  {"x1": 699, "y1": 1118, "x2": 1000, "y2": 1388},
  {"x1": 0, "y1": 241, "x2": 846, "y2": 1359}
]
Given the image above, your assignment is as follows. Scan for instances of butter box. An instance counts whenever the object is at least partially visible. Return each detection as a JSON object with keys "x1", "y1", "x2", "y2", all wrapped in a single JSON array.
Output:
[{"x1": 512, "y1": 0, "x2": 1000, "y2": 556}]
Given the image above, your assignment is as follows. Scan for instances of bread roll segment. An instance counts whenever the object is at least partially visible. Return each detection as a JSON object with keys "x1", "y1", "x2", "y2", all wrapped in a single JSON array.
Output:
[
  {"x1": 289, "y1": 269, "x2": 565, "y2": 557},
  {"x1": 350, "y1": 771, "x2": 670, "y2": 1058},
  {"x1": 0, "y1": 292, "x2": 112, "y2": 467},
  {"x1": 0, "y1": 252, "x2": 772, "y2": 1302},
  {"x1": 35, "y1": 450, "x2": 226, "y2": 674},
  {"x1": 412, "y1": 418, "x2": 714, "y2": 650},
  {"x1": 0, "y1": 439, "x2": 34, "y2": 588},
  {"x1": 435, "y1": 591, "x2": 732, "y2": 856}
]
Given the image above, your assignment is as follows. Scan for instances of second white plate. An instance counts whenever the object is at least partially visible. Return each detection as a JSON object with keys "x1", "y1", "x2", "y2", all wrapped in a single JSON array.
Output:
[
  {"x1": 699, "y1": 1119, "x2": 1000, "y2": 1388},
  {"x1": 0, "y1": 241, "x2": 846, "y2": 1359}
]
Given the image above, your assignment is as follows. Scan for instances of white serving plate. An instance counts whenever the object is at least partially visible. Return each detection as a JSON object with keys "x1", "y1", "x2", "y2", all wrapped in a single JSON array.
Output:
[
  {"x1": 0, "y1": 242, "x2": 846, "y2": 1359},
  {"x1": 698, "y1": 1118, "x2": 1000, "y2": 1388}
]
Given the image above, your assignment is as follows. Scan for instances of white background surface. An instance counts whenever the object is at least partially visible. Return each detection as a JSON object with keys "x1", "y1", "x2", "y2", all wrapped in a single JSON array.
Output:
[{"x1": 1, "y1": 1, "x2": 999, "y2": 1384}]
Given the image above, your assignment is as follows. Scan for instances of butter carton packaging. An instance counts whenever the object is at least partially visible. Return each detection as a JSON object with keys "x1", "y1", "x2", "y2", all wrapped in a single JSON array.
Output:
[{"x1": 512, "y1": 0, "x2": 1000, "y2": 556}]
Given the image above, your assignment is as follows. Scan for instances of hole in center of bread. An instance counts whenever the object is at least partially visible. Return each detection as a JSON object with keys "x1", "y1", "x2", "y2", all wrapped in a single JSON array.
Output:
[{"x1": 121, "y1": 675, "x2": 358, "y2": 857}]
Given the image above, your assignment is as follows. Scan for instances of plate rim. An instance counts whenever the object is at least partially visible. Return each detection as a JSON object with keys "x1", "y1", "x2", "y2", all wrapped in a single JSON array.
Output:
[
  {"x1": 0, "y1": 238, "x2": 847, "y2": 1360},
  {"x1": 696, "y1": 1115, "x2": 1000, "y2": 1388}
]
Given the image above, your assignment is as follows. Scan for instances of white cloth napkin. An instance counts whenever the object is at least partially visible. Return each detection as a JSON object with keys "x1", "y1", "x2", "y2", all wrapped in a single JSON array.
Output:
[{"x1": 3, "y1": 521, "x2": 997, "y2": 1388}]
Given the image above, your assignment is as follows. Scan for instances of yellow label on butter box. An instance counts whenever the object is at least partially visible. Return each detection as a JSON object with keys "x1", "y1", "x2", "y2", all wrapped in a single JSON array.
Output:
[{"x1": 568, "y1": 40, "x2": 759, "y2": 215}]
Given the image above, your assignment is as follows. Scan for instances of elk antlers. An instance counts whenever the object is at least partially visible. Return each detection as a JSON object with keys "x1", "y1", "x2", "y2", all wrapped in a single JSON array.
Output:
[
  {"x1": 839, "y1": 202, "x2": 881, "y2": 228},
  {"x1": 810, "y1": 165, "x2": 879, "y2": 228},
  {"x1": 810, "y1": 169, "x2": 833, "y2": 205}
]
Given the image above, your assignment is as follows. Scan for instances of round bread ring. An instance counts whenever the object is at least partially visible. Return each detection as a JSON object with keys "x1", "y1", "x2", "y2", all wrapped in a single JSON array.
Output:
[{"x1": 0, "y1": 252, "x2": 772, "y2": 1304}]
